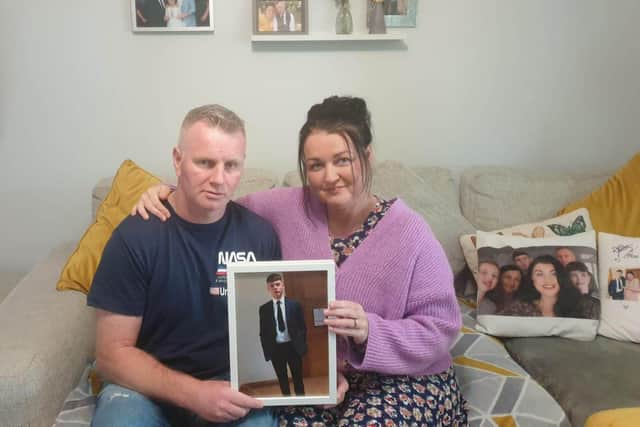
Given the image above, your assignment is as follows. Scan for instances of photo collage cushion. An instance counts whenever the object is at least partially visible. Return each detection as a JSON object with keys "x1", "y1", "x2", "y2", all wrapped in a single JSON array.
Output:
[
  {"x1": 597, "y1": 232, "x2": 640, "y2": 343},
  {"x1": 474, "y1": 230, "x2": 599, "y2": 340},
  {"x1": 458, "y1": 208, "x2": 593, "y2": 297}
]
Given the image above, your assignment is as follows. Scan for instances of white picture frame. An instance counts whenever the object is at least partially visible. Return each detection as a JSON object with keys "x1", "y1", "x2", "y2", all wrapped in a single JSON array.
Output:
[
  {"x1": 253, "y1": 0, "x2": 308, "y2": 35},
  {"x1": 227, "y1": 260, "x2": 337, "y2": 406},
  {"x1": 131, "y1": 0, "x2": 214, "y2": 33}
]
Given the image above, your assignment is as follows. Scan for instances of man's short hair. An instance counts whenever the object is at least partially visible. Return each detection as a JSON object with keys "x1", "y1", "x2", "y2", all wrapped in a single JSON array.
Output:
[
  {"x1": 266, "y1": 273, "x2": 283, "y2": 283},
  {"x1": 180, "y1": 104, "x2": 245, "y2": 144},
  {"x1": 512, "y1": 250, "x2": 530, "y2": 259},
  {"x1": 555, "y1": 246, "x2": 572, "y2": 253}
]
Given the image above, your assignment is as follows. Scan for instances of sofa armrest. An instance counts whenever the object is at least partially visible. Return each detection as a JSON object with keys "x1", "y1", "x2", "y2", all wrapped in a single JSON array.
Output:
[{"x1": 0, "y1": 242, "x2": 95, "y2": 427}]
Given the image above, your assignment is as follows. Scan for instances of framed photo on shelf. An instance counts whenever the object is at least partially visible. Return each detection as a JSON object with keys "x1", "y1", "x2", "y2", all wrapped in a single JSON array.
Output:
[
  {"x1": 253, "y1": 0, "x2": 308, "y2": 35},
  {"x1": 383, "y1": 0, "x2": 418, "y2": 27},
  {"x1": 131, "y1": 0, "x2": 214, "y2": 32},
  {"x1": 227, "y1": 260, "x2": 337, "y2": 406}
]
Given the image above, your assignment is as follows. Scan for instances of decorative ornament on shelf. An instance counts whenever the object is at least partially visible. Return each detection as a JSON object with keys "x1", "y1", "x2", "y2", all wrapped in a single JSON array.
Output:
[
  {"x1": 334, "y1": 0, "x2": 353, "y2": 34},
  {"x1": 367, "y1": 0, "x2": 387, "y2": 34}
]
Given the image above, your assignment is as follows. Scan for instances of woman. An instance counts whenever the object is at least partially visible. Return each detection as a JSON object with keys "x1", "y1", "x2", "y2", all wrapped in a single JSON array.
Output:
[
  {"x1": 492, "y1": 265, "x2": 522, "y2": 314},
  {"x1": 624, "y1": 271, "x2": 640, "y2": 301},
  {"x1": 134, "y1": 96, "x2": 468, "y2": 425},
  {"x1": 476, "y1": 261, "x2": 499, "y2": 315},
  {"x1": 258, "y1": 2, "x2": 276, "y2": 32},
  {"x1": 565, "y1": 261, "x2": 601, "y2": 318},
  {"x1": 565, "y1": 261, "x2": 597, "y2": 296},
  {"x1": 501, "y1": 255, "x2": 598, "y2": 319}
]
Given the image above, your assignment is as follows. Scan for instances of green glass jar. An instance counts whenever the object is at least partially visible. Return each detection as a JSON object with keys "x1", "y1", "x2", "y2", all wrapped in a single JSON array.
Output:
[{"x1": 335, "y1": 0, "x2": 353, "y2": 35}]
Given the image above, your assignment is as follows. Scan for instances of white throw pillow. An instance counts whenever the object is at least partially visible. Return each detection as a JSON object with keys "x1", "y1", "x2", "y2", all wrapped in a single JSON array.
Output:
[
  {"x1": 459, "y1": 208, "x2": 593, "y2": 294},
  {"x1": 475, "y1": 230, "x2": 599, "y2": 341},
  {"x1": 597, "y1": 232, "x2": 640, "y2": 342}
]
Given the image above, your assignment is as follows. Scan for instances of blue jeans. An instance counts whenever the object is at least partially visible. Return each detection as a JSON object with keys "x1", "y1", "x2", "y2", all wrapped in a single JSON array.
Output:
[{"x1": 92, "y1": 383, "x2": 277, "y2": 427}]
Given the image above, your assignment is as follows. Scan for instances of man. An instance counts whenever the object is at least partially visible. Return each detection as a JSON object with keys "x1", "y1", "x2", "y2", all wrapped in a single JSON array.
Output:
[
  {"x1": 512, "y1": 250, "x2": 532, "y2": 275},
  {"x1": 180, "y1": 0, "x2": 197, "y2": 27},
  {"x1": 608, "y1": 269, "x2": 626, "y2": 300},
  {"x1": 196, "y1": 0, "x2": 210, "y2": 26},
  {"x1": 136, "y1": 0, "x2": 166, "y2": 27},
  {"x1": 555, "y1": 247, "x2": 577, "y2": 267},
  {"x1": 273, "y1": 1, "x2": 296, "y2": 32},
  {"x1": 259, "y1": 273, "x2": 307, "y2": 396},
  {"x1": 88, "y1": 105, "x2": 281, "y2": 426}
]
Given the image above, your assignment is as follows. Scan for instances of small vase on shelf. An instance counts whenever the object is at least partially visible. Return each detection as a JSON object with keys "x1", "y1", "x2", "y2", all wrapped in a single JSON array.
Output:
[
  {"x1": 368, "y1": 0, "x2": 386, "y2": 34},
  {"x1": 335, "y1": 0, "x2": 353, "y2": 34}
]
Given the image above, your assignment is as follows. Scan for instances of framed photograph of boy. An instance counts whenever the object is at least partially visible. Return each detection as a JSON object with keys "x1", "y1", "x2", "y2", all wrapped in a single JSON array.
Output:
[
  {"x1": 131, "y1": 0, "x2": 214, "y2": 32},
  {"x1": 227, "y1": 260, "x2": 337, "y2": 406},
  {"x1": 253, "y1": 1, "x2": 308, "y2": 35}
]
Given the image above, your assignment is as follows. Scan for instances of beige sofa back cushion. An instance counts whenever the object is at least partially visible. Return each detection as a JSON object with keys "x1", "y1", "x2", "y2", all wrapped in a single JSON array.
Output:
[
  {"x1": 460, "y1": 167, "x2": 612, "y2": 230},
  {"x1": 373, "y1": 162, "x2": 475, "y2": 273}
]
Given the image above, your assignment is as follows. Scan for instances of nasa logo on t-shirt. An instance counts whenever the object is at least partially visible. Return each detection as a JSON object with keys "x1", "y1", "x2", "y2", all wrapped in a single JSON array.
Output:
[{"x1": 210, "y1": 251, "x2": 257, "y2": 297}]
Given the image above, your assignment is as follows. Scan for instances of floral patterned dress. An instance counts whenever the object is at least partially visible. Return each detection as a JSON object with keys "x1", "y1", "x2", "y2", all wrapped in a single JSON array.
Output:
[{"x1": 277, "y1": 198, "x2": 468, "y2": 427}]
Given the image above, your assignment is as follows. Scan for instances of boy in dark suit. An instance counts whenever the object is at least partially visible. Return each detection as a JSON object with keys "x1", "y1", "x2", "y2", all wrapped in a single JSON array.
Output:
[
  {"x1": 259, "y1": 273, "x2": 307, "y2": 395},
  {"x1": 608, "y1": 269, "x2": 626, "y2": 300}
]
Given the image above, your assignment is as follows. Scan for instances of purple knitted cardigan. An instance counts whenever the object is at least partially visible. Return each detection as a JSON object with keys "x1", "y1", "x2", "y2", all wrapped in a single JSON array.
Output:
[{"x1": 238, "y1": 187, "x2": 460, "y2": 376}]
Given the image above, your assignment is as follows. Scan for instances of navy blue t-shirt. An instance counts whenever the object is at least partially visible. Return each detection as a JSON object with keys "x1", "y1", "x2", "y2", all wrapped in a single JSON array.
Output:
[{"x1": 87, "y1": 201, "x2": 281, "y2": 379}]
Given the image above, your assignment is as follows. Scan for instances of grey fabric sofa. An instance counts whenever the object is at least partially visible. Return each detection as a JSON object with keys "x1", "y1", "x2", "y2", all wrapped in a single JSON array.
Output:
[
  {"x1": 456, "y1": 166, "x2": 640, "y2": 426},
  {"x1": 2, "y1": 161, "x2": 637, "y2": 426}
]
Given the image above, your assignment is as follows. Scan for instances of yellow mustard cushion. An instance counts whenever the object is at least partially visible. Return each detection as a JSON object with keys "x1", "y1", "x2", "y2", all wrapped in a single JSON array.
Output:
[
  {"x1": 558, "y1": 152, "x2": 640, "y2": 236},
  {"x1": 585, "y1": 408, "x2": 640, "y2": 427},
  {"x1": 56, "y1": 160, "x2": 161, "y2": 294}
]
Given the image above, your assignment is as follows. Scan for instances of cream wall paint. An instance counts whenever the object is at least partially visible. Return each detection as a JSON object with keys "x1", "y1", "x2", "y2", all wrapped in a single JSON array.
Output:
[{"x1": 1, "y1": 1, "x2": 639, "y2": 271}]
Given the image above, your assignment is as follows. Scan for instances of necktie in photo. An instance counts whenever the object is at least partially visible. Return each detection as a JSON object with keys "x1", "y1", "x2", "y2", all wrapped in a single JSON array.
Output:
[
  {"x1": 276, "y1": 301, "x2": 285, "y2": 332},
  {"x1": 617, "y1": 279, "x2": 623, "y2": 292}
]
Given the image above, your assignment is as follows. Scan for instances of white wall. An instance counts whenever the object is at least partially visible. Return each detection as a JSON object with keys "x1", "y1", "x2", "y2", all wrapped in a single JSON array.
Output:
[{"x1": 1, "y1": 1, "x2": 639, "y2": 272}]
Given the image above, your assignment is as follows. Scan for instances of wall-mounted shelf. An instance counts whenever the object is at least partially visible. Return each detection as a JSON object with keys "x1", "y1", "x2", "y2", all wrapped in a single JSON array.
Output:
[{"x1": 251, "y1": 33, "x2": 405, "y2": 43}]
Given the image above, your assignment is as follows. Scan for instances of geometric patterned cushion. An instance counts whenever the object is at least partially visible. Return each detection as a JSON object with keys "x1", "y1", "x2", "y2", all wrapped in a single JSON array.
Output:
[
  {"x1": 53, "y1": 364, "x2": 95, "y2": 426},
  {"x1": 455, "y1": 303, "x2": 570, "y2": 426}
]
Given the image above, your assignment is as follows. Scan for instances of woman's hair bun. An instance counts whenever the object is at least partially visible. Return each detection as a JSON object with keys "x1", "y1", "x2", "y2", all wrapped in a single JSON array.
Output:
[{"x1": 307, "y1": 96, "x2": 370, "y2": 128}]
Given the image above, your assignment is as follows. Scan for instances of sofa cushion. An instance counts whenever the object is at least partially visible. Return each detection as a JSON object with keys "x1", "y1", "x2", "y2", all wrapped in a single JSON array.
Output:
[
  {"x1": 460, "y1": 167, "x2": 611, "y2": 231},
  {"x1": 475, "y1": 231, "x2": 600, "y2": 340},
  {"x1": 58, "y1": 160, "x2": 162, "y2": 294},
  {"x1": 585, "y1": 408, "x2": 640, "y2": 427},
  {"x1": 460, "y1": 208, "x2": 593, "y2": 295},
  {"x1": 596, "y1": 232, "x2": 640, "y2": 342},
  {"x1": 371, "y1": 161, "x2": 474, "y2": 273},
  {"x1": 504, "y1": 335, "x2": 640, "y2": 427},
  {"x1": 558, "y1": 152, "x2": 640, "y2": 237},
  {"x1": 455, "y1": 302, "x2": 570, "y2": 426}
]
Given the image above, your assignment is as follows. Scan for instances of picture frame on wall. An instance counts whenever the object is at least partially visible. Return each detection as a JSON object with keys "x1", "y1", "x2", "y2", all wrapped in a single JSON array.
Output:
[
  {"x1": 131, "y1": 0, "x2": 214, "y2": 32},
  {"x1": 227, "y1": 260, "x2": 337, "y2": 406},
  {"x1": 384, "y1": 0, "x2": 418, "y2": 27},
  {"x1": 253, "y1": 1, "x2": 308, "y2": 35}
]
